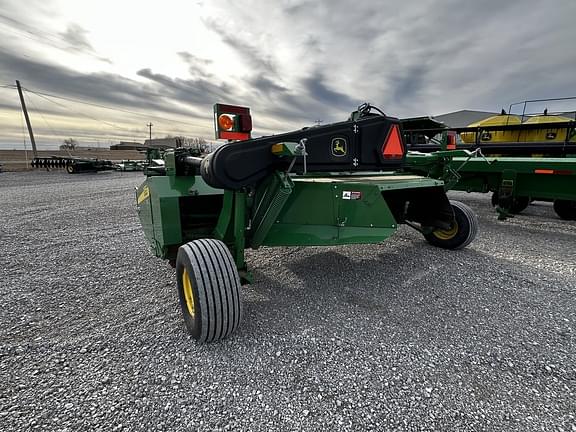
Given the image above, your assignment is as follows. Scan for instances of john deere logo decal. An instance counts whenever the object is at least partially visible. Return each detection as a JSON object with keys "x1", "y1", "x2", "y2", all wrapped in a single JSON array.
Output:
[{"x1": 331, "y1": 137, "x2": 347, "y2": 157}]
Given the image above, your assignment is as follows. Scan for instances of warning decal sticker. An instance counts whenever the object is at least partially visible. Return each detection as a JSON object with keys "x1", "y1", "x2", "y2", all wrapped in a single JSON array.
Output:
[{"x1": 342, "y1": 191, "x2": 362, "y2": 200}]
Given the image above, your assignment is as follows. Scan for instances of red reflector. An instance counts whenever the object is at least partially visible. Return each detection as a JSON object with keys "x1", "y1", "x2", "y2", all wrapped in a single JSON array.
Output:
[
  {"x1": 447, "y1": 132, "x2": 456, "y2": 150},
  {"x1": 382, "y1": 124, "x2": 404, "y2": 159},
  {"x1": 534, "y1": 169, "x2": 573, "y2": 175},
  {"x1": 220, "y1": 131, "x2": 250, "y2": 141},
  {"x1": 239, "y1": 114, "x2": 252, "y2": 132}
]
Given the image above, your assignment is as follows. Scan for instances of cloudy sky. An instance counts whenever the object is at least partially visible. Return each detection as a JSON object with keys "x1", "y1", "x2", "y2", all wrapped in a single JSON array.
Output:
[{"x1": 0, "y1": 0, "x2": 575, "y2": 149}]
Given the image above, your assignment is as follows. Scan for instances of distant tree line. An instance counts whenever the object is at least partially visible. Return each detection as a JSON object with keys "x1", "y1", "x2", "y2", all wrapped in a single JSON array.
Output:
[{"x1": 164, "y1": 135, "x2": 210, "y2": 151}]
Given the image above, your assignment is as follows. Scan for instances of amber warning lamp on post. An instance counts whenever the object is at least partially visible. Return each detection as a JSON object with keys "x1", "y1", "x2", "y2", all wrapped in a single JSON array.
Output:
[{"x1": 213, "y1": 103, "x2": 252, "y2": 141}]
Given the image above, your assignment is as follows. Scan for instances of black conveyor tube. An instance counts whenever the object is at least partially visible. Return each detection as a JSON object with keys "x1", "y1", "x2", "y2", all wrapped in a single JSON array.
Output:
[{"x1": 182, "y1": 156, "x2": 204, "y2": 167}]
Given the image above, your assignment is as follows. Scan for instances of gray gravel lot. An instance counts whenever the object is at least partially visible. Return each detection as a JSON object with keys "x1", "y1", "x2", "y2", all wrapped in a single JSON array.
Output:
[{"x1": 1, "y1": 170, "x2": 575, "y2": 431}]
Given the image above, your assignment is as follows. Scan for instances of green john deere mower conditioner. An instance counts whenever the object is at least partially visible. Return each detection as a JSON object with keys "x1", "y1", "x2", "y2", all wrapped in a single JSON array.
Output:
[{"x1": 136, "y1": 104, "x2": 478, "y2": 342}]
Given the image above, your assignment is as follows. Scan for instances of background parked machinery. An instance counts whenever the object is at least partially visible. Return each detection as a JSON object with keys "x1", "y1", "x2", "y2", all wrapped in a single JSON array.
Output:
[{"x1": 401, "y1": 107, "x2": 576, "y2": 220}]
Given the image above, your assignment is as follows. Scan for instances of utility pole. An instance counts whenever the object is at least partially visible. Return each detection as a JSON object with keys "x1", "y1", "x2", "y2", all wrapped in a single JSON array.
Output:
[
  {"x1": 16, "y1": 80, "x2": 38, "y2": 158},
  {"x1": 147, "y1": 122, "x2": 153, "y2": 142}
]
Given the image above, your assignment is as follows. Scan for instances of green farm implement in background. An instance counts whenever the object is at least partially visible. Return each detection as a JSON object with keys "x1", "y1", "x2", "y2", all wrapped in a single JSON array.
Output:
[
  {"x1": 402, "y1": 116, "x2": 576, "y2": 220},
  {"x1": 136, "y1": 103, "x2": 479, "y2": 342},
  {"x1": 31, "y1": 147, "x2": 166, "y2": 174},
  {"x1": 405, "y1": 151, "x2": 576, "y2": 220},
  {"x1": 32, "y1": 156, "x2": 117, "y2": 173}
]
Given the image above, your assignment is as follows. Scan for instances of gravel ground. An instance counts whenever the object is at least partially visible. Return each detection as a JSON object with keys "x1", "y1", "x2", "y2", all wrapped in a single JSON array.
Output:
[{"x1": 1, "y1": 171, "x2": 575, "y2": 432}]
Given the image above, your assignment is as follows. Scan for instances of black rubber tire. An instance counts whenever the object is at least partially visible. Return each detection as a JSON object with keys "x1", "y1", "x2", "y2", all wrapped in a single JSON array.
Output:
[
  {"x1": 66, "y1": 164, "x2": 76, "y2": 174},
  {"x1": 424, "y1": 200, "x2": 478, "y2": 250},
  {"x1": 175, "y1": 239, "x2": 242, "y2": 343},
  {"x1": 491, "y1": 191, "x2": 530, "y2": 214},
  {"x1": 553, "y1": 199, "x2": 576, "y2": 220}
]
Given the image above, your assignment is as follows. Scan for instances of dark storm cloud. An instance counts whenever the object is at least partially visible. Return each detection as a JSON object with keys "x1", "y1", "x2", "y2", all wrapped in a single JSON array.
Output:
[
  {"x1": 241, "y1": 72, "x2": 361, "y2": 128},
  {"x1": 136, "y1": 68, "x2": 237, "y2": 105},
  {"x1": 302, "y1": 72, "x2": 358, "y2": 108},
  {"x1": 0, "y1": 41, "x2": 346, "y2": 139},
  {"x1": 319, "y1": 0, "x2": 576, "y2": 115},
  {"x1": 202, "y1": 17, "x2": 277, "y2": 75},
  {"x1": 302, "y1": 35, "x2": 322, "y2": 56},
  {"x1": 136, "y1": 66, "x2": 328, "y2": 128},
  {"x1": 178, "y1": 51, "x2": 212, "y2": 66},
  {"x1": 58, "y1": 22, "x2": 112, "y2": 63},
  {"x1": 0, "y1": 47, "x2": 141, "y2": 107},
  {"x1": 279, "y1": 1, "x2": 385, "y2": 42},
  {"x1": 177, "y1": 51, "x2": 213, "y2": 77},
  {"x1": 59, "y1": 23, "x2": 93, "y2": 52},
  {"x1": 249, "y1": 75, "x2": 287, "y2": 94},
  {"x1": 0, "y1": 12, "x2": 27, "y2": 29},
  {"x1": 0, "y1": 4, "x2": 112, "y2": 64},
  {"x1": 281, "y1": 0, "x2": 311, "y2": 16},
  {"x1": 2, "y1": 0, "x2": 576, "y2": 146},
  {"x1": 0, "y1": 47, "x2": 205, "y2": 120},
  {"x1": 390, "y1": 64, "x2": 428, "y2": 103}
]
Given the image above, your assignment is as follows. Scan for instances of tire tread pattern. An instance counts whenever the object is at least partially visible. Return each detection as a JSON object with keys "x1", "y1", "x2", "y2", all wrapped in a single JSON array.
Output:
[{"x1": 177, "y1": 239, "x2": 242, "y2": 343}]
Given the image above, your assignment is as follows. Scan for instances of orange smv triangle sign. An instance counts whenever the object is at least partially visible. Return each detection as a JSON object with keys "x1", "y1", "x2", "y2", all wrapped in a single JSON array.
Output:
[{"x1": 382, "y1": 124, "x2": 404, "y2": 159}]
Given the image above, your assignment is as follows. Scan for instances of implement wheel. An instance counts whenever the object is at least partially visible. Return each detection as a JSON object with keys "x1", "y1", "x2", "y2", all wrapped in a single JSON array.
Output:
[
  {"x1": 176, "y1": 239, "x2": 243, "y2": 343},
  {"x1": 491, "y1": 191, "x2": 530, "y2": 214},
  {"x1": 66, "y1": 164, "x2": 76, "y2": 174},
  {"x1": 553, "y1": 199, "x2": 576, "y2": 220},
  {"x1": 424, "y1": 200, "x2": 478, "y2": 250}
]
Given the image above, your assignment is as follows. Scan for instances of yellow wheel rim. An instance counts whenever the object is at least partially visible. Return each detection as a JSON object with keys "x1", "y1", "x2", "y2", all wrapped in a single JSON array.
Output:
[
  {"x1": 182, "y1": 268, "x2": 196, "y2": 317},
  {"x1": 433, "y1": 221, "x2": 459, "y2": 240}
]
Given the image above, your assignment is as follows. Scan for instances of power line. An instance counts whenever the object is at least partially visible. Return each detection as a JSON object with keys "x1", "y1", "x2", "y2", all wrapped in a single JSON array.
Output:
[
  {"x1": 5, "y1": 83, "x2": 216, "y2": 147},
  {"x1": 20, "y1": 92, "x2": 145, "y2": 143},
  {"x1": 6, "y1": 83, "x2": 215, "y2": 134},
  {"x1": 26, "y1": 130, "x2": 140, "y2": 142},
  {"x1": 0, "y1": 13, "x2": 68, "y2": 47},
  {"x1": 1, "y1": 26, "x2": 70, "y2": 52},
  {"x1": 23, "y1": 101, "x2": 129, "y2": 146},
  {"x1": 22, "y1": 87, "x2": 213, "y2": 130},
  {"x1": 24, "y1": 90, "x2": 63, "y2": 141},
  {"x1": 0, "y1": 13, "x2": 106, "y2": 60},
  {"x1": 28, "y1": 89, "x2": 136, "y2": 133}
]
